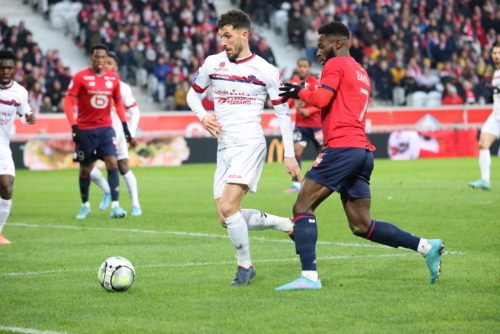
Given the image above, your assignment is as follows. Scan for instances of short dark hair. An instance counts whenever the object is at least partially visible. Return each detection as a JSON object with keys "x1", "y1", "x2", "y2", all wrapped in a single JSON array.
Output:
[
  {"x1": 90, "y1": 44, "x2": 109, "y2": 55},
  {"x1": 492, "y1": 43, "x2": 500, "y2": 50},
  {"x1": 318, "y1": 21, "x2": 350, "y2": 39},
  {"x1": 297, "y1": 58, "x2": 311, "y2": 66},
  {"x1": 216, "y1": 9, "x2": 251, "y2": 31},
  {"x1": 0, "y1": 50, "x2": 16, "y2": 62},
  {"x1": 107, "y1": 51, "x2": 119, "y2": 64}
]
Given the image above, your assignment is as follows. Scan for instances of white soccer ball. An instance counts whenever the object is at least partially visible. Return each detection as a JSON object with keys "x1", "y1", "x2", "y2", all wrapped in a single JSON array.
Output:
[{"x1": 98, "y1": 256, "x2": 135, "y2": 292}]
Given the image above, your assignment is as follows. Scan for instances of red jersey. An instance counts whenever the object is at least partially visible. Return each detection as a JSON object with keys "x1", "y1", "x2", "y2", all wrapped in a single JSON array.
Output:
[
  {"x1": 289, "y1": 74, "x2": 321, "y2": 128},
  {"x1": 66, "y1": 68, "x2": 121, "y2": 130},
  {"x1": 319, "y1": 57, "x2": 375, "y2": 151}
]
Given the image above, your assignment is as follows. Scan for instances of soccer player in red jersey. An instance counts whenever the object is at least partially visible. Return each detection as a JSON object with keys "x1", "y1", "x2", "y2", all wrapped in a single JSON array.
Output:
[
  {"x1": 64, "y1": 44, "x2": 131, "y2": 219},
  {"x1": 284, "y1": 58, "x2": 323, "y2": 193},
  {"x1": 275, "y1": 22, "x2": 444, "y2": 290}
]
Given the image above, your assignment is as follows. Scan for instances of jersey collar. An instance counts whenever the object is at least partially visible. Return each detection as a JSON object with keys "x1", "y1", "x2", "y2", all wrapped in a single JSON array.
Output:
[
  {"x1": 234, "y1": 53, "x2": 256, "y2": 65},
  {"x1": 0, "y1": 81, "x2": 14, "y2": 90}
]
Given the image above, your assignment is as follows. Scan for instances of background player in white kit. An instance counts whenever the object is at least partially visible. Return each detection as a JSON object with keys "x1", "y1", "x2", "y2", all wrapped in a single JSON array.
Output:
[
  {"x1": 187, "y1": 10, "x2": 302, "y2": 285},
  {"x1": 469, "y1": 43, "x2": 500, "y2": 190},
  {"x1": 89, "y1": 52, "x2": 142, "y2": 216},
  {"x1": 0, "y1": 50, "x2": 36, "y2": 244}
]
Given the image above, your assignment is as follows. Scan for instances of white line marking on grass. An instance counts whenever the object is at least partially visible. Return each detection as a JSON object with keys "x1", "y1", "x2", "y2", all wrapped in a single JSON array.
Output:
[
  {"x1": 0, "y1": 325, "x2": 68, "y2": 334},
  {"x1": 7, "y1": 223, "x2": 395, "y2": 249},
  {"x1": 1, "y1": 252, "x2": 466, "y2": 277}
]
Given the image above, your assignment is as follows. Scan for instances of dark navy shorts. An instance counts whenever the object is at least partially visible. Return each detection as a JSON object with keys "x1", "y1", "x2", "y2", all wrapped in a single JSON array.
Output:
[
  {"x1": 305, "y1": 147, "x2": 374, "y2": 199},
  {"x1": 293, "y1": 126, "x2": 324, "y2": 148},
  {"x1": 73, "y1": 126, "x2": 117, "y2": 164}
]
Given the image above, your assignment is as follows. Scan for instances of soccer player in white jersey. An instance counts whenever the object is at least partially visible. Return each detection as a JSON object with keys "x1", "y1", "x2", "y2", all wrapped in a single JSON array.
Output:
[
  {"x1": 89, "y1": 52, "x2": 142, "y2": 216},
  {"x1": 469, "y1": 43, "x2": 500, "y2": 190},
  {"x1": 0, "y1": 50, "x2": 36, "y2": 244},
  {"x1": 187, "y1": 10, "x2": 302, "y2": 285}
]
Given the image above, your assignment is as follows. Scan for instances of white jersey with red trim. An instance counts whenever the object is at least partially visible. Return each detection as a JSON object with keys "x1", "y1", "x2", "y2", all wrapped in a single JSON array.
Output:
[
  {"x1": 0, "y1": 81, "x2": 31, "y2": 146},
  {"x1": 111, "y1": 81, "x2": 139, "y2": 136},
  {"x1": 192, "y1": 52, "x2": 285, "y2": 149},
  {"x1": 493, "y1": 69, "x2": 500, "y2": 116}
]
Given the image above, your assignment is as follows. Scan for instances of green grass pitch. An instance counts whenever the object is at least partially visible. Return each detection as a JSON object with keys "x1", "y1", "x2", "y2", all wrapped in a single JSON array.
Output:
[{"x1": 0, "y1": 158, "x2": 499, "y2": 334}]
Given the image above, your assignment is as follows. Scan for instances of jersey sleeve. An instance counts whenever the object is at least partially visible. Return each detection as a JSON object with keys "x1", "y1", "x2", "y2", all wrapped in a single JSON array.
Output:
[
  {"x1": 121, "y1": 83, "x2": 136, "y2": 109},
  {"x1": 192, "y1": 62, "x2": 210, "y2": 93},
  {"x1": 66, "y1": 73, "x2": 82, "y2": 98},
  {"x1": 17, "y1": 87, "x2": 31, "y2": 116},
  {"x1": 113, "y1": 79, "x2": 122, "y2": 100},
  {"x1": 319, "y1": 59, "x2": 342, "y2": 93},
  {"x1": 265, "y1": 65, "x2": 285, "y2": 105}
]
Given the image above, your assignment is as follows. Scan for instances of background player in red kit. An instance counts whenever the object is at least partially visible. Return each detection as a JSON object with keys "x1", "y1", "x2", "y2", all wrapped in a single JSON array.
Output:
[
  {"x1": 276, "y1": 22, "x2": 444, "y2": 290},
  {"x1": 64, "y1": 44, "x2": 131, "y2": 219},
  {"x1": 284, "y1": 58, "x2": 323, "y2": 193}
]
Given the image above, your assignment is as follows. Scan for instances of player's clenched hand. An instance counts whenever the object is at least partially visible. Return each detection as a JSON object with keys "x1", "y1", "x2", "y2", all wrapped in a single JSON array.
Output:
[
  {"x1": 279, "y1": 82, "x2": 305, "y2": 103},
  {"x1": 202, "y1": 114, "x2": 222, "y2": 138},
  {"x1": 284, "y1": 157, "x2": 303, "y2": 182},
  {"x1": 25, "y1": 113, "x2": 36, "y2": 124},
  {"x1": 71, "y1": 125, "x2": 81, "y2": 143},
  {"x1": 299, "y1": 108, "x2": 310, "y2": 117},
  {"x1": 129, "y1": 138, "x2": 138, "y2": 148},
  {"x1": 122, "y1": 122, "x2": 132, "y2": 142}
]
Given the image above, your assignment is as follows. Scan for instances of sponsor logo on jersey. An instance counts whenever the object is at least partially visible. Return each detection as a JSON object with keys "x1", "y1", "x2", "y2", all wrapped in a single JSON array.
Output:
[
  {"x1": 217, "y1": 97, "x2": 255, "y2": 105},
  {"x1": 104, "y1": 76, "x2": 116, "y2": 80},
  {"x1": 89, "y1": 82, "x2": 96, "y2": 86},
  {"x1": 214, "y1": 61, "x2": 228, "y2": 72},
  {"x1": 83, "y1": 76, "x2": 95, "y2": 80},
  {"x1": 0, "y1": 99, "x2": 20, "y2": 107},
  {"x1": 228, "y1": 175, "x2": 242, "y2": 179},
  {"x1": 105, "y1": 81, "x2": 113, "y2": 89}
]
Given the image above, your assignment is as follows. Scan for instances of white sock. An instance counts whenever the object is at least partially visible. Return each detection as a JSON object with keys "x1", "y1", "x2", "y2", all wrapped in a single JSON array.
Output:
[
  {"x1": 241, "y1": 209, "x2": 294, "y2": 232},
  {"x1": 479, "y1": 149, "x2": 491, "y2": 183},
  {"x1": 292, "y1": 181, "x2": 301, "y2": 189},
  {"x1": 225, "y1": 212, "x2": 251, "y2": 267},
  {"x1": 302, "y1": 270, "x2": 318, "y2": 282},
  {"x1": 90, "y1": 167, "x2": 111, "y2": 193},
  {"x1": 122, "y1": 171, "x2": 140, "y2": 207},
  {"x1": 83, "y1": 202, "x2": 90, "y2": 208},
  {"x1": 111, "y1": 201, "x2": 119, "y2": 208},
  {"x1": 417, "y1": 238, "x2": 431, "y2": 255},
  {"x1": 0, "y1": 198, "x2": 12, "y2": 234}
]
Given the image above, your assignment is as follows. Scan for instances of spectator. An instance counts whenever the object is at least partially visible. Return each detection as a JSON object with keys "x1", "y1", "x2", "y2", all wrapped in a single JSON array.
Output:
[
  {"x1": 287, "y1": 11, "x2": 305, "y2": 49},
  {"x1": 391, "y1": 60, "x2": 406, "y2": 106},
  {"x1": 40, "y1": 96, "x2": 53, "y2": 114},
  {"x1": 442, "y1": 85, "x2": 464, "y2": 105},
  {"x1": 116, "y1": 43, "x2": 136, "y2": 83},
  {"x1": 376, "y1": 60, "x2": 393, "y2": 105},
  {"x1": 174, "y1": 80, "x2": 190, "y2": 111},
  {"x1": 152, "y1": 56, "x2": 171, "y2": 101},
  {"x1": 256, "y1": 38, "x2": 276, "y2": 66},
  {"x1": 417, "y1": 68, "x2": 440, "y2": 93},
  {"x1": 28, "y1": 82, "x2": 44, "y2": 114},
  {"x1": 463, "y1": 81, "x2": 477, "y2": 104}
]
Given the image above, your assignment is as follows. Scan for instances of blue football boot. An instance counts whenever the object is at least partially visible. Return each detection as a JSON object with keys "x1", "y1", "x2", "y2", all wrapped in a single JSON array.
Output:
[
  {"x1": 99, "y1": 193, "x2": 111, "y2": 210},
  {"x1": 76, "y1": 206, "x2": 91, "y2": 219},
  {"x1": 110, "y1": 206, "x2": 127, "y2": 218},
  {"x1": 131, "y1": 206, "x2": 142, "y2": 216},
  {"x1": 423, "y1": 239, "x2": 445, "y2": 283},
  {"x1": 230, "y1": 266, "x2": 256, "y2": 285},
  {"x1": 469, "y1": 179, "x2": 491, "y2": 190},
  {"x1": 275, "y1": 275, "x2": 322, "y2": 290}
]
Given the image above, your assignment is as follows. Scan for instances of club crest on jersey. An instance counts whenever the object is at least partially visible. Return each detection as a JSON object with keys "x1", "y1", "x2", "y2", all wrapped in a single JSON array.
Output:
[{"x1": 105, "y1": 81, "x2": 113, "y2": 88}]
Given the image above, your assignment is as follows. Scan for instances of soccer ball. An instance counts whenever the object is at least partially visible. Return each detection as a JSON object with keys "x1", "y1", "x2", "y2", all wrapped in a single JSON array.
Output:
[{"x1": 98, "y1": 256, "x2": 135, "y2": 292}]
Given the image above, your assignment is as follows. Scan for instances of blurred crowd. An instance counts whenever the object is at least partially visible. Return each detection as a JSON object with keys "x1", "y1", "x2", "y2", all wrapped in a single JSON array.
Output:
[
  {"x1": 75, "y1": 0, "x2": 277, "y2": 110},
  {"x1": 0, "y1": 17, "x2": 71, "y2": 114},
  {"x1": 269, "y1": 0, "x2": 500, "y2": 107}
]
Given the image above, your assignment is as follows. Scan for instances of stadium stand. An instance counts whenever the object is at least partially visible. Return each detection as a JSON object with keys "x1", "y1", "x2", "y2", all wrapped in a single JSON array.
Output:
[
  {"x1": 43, "y1": 0, "x2": 277, "y2": 111},
  {"x1": 0, "y1": 16, "x2": 71, "y2": 114},
  {"x1": 274, "y1": 0, "x2": 500, "y2": 107}
]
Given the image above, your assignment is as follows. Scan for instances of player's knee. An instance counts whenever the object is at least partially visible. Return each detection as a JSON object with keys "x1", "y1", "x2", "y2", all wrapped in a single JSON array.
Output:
[
  {"x1": 478, "y1": 140, "x2": 490, "y2": 150},
  {"x1": 118, "y1": 161, "x2": 129, "y2": 175},
  {"x1": 348, "y1": 219, "x2": 370, "y2": 237},
  {"x1": 292, "y1": 201, "x2": 311, "y2": 215},
  {"x1": 0, "y1": 185, "x2": 13, "y2": 200},
  {"x1": 219, "y1": 200, "x2": 236, "y2": 218}
]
